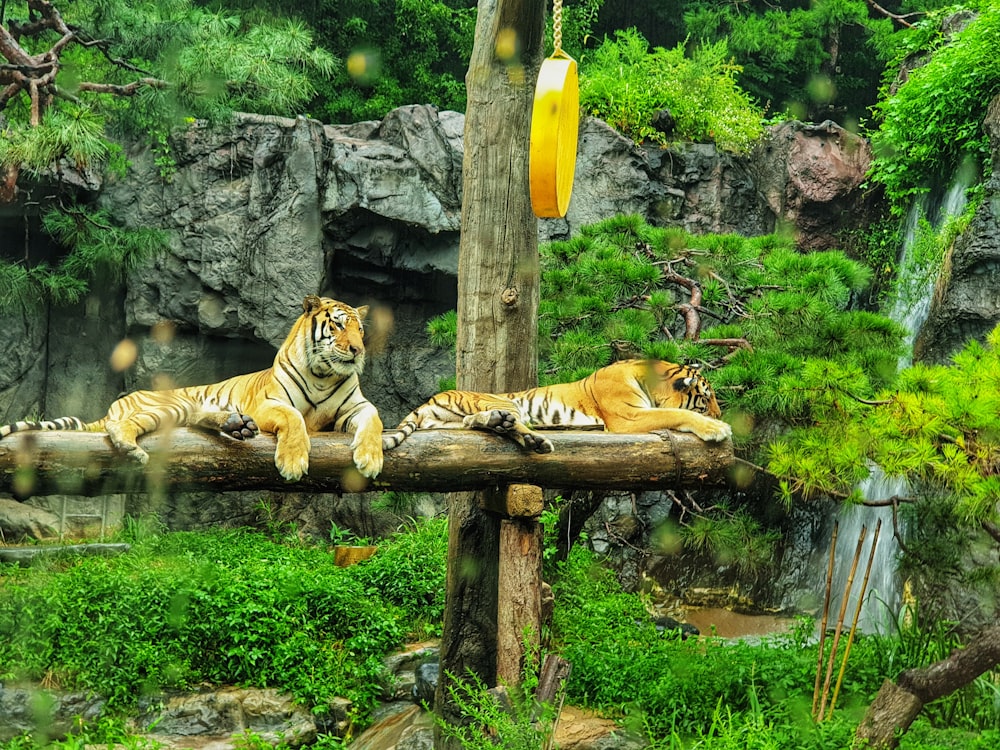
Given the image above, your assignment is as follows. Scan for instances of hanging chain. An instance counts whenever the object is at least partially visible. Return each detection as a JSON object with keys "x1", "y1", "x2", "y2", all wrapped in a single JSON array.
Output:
[{"x1": 552, "y1": 0, "x2": 564, "y2": 55}]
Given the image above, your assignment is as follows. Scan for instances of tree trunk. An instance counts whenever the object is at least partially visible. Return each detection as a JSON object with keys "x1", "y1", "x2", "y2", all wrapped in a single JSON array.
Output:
[
  {"x1": 435, "y1": 0, "x2": 546, "y2": 744},
  {"x1": 0, "y1": 428, "x2": 733, "y2": 497},
  {"x1": 854, "y1": 622, "x2": 1000, "y2": 749}
]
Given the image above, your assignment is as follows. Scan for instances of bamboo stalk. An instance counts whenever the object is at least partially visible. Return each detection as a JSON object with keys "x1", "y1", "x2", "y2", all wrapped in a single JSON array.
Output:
[
  {"x1": 828, "y1": 519, "x2": 882, "y2": 717},
  {"x1": 818, "y1": 522, "x2": 867, "y2": 721},
  {"x1": 812, "y1": 520, "x2": 839, "y2": 718}
]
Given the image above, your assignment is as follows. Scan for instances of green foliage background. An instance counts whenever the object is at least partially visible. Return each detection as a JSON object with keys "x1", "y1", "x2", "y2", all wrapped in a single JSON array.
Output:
[{"x1": 579, "y1": 28, "x2": 763, "y2": 152}]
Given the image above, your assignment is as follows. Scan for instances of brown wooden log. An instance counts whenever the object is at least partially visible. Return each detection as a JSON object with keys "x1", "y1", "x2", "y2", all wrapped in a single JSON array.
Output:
[
  {"x1": 0, "y1": 428, "x2": 734, "y2": 497},
  {"x1": 854, "y1": 623, "x2": 1000, "y2": 749},
  {"x1": 497, "y1": 515, "x2": 543, "y2": 685}
]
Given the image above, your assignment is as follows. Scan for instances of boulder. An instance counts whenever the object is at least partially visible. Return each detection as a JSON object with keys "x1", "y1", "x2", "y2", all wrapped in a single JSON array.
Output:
[{"x1": 752, "y1": 119, "x2": 873, "y2": 250}]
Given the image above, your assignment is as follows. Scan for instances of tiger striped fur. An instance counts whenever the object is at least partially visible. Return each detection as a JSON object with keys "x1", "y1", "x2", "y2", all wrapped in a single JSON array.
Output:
[
  {"x1": 0, "y1": 295, "x2": 384, "y2": 482},
  {"x1": 382, "y1": 359, "x2": 731, "y2": 453}
]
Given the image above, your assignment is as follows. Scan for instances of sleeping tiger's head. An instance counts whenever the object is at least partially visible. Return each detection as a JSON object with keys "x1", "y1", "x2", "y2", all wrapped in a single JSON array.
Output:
[
  {"x1": 297, "y1": 295, "x2": 371, "y2": 378},
  {"x1": 643, "y1": 360, "x2": 722, "y2": 418}
]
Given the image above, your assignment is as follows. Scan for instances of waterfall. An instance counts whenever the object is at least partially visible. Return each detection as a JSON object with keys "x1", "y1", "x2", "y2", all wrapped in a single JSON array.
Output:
[{"x1": 825, "y1": 171, "x2": 973, "y2": 634}]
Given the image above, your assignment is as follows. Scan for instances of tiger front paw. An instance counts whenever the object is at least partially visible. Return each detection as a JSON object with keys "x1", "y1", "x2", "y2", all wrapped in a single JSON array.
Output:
[
  {"x1": 351, "y1": 431, "x2": 384, "y2": 479},
  {"x1": 220, "y1": 413, "x2": 259, "y2": 440},
  {"x1": 694, "y1": 419, "x2": 733, "y2": 442},
  {"x1": 274, "y1": 433, "x2": 311, "y2": 482}
]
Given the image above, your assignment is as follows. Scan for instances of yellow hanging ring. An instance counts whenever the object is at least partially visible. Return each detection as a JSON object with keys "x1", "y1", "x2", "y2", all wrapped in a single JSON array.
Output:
[{"x1": 529, "y1": 1, "x2": 578, "y2": 219}]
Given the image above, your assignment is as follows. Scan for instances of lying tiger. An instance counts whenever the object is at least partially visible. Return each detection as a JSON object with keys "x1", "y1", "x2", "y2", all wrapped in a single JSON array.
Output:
[
  {"x1": 382, "y1": 359, "x2": 732, "y2": 453},
  {"x1": 0, "y1": 295, "x2": 383, "y2": 482}
]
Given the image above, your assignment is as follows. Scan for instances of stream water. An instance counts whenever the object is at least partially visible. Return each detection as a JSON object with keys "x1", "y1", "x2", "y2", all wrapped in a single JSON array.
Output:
[{"x1": 824, "y1": 172, "x2": 973, "y2": 635}]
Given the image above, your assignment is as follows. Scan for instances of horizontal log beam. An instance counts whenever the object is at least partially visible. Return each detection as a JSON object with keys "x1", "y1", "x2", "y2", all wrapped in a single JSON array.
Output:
[{"x1": 0, "y1": 428, "x2": 733, "y2": 498}]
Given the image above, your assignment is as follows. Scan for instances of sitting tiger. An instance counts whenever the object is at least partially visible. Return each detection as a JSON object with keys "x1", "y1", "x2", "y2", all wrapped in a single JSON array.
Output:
[
  {"x1": 0, "y1": 295, "x2": 383, "y2": 482},
  {"x1": 382, "y1": 359, "x2": 731, "y2": 453}
]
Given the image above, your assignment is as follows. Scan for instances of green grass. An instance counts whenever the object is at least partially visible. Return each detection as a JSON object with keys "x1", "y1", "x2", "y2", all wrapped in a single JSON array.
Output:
[{"x1": 1, "y1": 521, "x2": 996, "y2": 749}]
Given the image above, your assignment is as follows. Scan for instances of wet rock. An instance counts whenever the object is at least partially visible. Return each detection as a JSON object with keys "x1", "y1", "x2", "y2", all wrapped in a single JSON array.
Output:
[
  {"x1": 132, "y1": 687, "x2": 318, "y2": 748},
  {"x1": 0, "y1": 686, "x2": 107, "y2": 743},
  {"x1": 412, "y1": 662, "x2": 439, "y2": 708}
]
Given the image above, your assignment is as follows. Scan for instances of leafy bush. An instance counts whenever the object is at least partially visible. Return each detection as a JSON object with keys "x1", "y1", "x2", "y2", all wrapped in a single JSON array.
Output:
[
  {"x1": 0, "y1": 521, "x2": 447, "y2": 716},
  {"x1": 579, "y1": 28, "x2": 764, "y2": 153},
  {"x1": 550, "y1": 543, "x2": 999, "y2": 746},
  {"x1": 682, "y1": 0, "x2": 875, "y2": 122},
  {"x1": 306, "y1": 0, "x2": 475, "y2": 123},
  {"x1": 868, "y1": 5, "x2": 1000, "y2": 210},
  {"x1": 551, "y1": 545, "x2": 846, "y2": 741}
]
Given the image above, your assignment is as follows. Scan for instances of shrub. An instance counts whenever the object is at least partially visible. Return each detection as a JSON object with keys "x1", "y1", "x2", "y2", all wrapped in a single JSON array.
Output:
[
  {"x1": 579, "y1": 28, "x2": 764, "y2": 153},
  {"x1": 0, "y1": 526, "x2": 442, "y2": 716},
  {"x1": 868, "y1": 6, "x2": 1000, "y2": 211}
]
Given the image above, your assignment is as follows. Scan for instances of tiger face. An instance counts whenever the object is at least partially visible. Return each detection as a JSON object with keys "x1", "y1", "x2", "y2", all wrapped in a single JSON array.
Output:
[
  {"x1": 643, "y1": 360, "x2": 721, "y2": 418},
  {"x1": 302, "y1": 295, "x2": 370, "y2": 378}
]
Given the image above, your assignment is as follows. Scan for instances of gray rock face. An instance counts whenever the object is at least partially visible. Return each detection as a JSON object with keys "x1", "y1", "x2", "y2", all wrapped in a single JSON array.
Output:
[
  {"x1": 2, "y1": 106, "x2": 873, "y2": 434},
  {"x1": 917, "y1": 94, "x2": 1000, "y2": 364},
  {"x1": 0, "y1": 686, "x2": 106, "y2": 743}
]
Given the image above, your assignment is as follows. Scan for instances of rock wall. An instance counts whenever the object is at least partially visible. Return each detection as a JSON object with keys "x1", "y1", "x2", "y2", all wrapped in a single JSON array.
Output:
[
  {"x1": 917, "y1": 94, "x2": 1000, "y2": 364},
  {"x1": 2, "y1": 106, "x2": 872, "y2": 430}
]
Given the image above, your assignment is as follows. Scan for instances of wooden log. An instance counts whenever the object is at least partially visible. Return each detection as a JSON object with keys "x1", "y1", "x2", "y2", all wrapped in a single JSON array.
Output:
[
  {"x1": 0, "y1": 428, "x2": 734, "y2": 497},
  {"x1": 497, "y1": 515, "x2": 543, "y2": 685}
]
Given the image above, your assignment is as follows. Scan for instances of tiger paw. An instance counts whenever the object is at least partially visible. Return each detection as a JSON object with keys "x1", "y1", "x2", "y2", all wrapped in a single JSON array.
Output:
[
  {"x1": 350, "y1": 429, "x2": 384, "y2": 478},
  {"x1": 693, "y1": 419, "x2": 733, "y2": 442},
  {"x1": 522, "y1": 431, "x2": 554, "y2": 454},
  {"x1": 275, "y1": 453, "x2": 309, "y2": 482},
  {"x1": 220, "y1": 413, "x2": 259, "y2": 440},
  {"x1": 274, "y1": 433, "x2": 311, "y2": 482},
  {"x1": 464, "y1": 409, "x2": 518, "y2": 434}
]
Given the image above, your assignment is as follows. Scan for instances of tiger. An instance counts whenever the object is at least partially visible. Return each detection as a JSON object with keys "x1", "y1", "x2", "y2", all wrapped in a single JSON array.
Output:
[
  {"x1": 382, "y1": 359, "x2": 731, "y2": 453},
  {"x1": 0, "y1": 295, "x2": 383, "y2": 482}
]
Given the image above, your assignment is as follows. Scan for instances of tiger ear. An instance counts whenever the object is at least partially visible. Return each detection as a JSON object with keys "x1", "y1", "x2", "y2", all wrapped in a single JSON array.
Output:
[
  {"x1": 303, "y1": 295, "x2": 323, "y2": 313},
  {"x1": 356, "y1": 305, "x2": 370, "y2": 320}
]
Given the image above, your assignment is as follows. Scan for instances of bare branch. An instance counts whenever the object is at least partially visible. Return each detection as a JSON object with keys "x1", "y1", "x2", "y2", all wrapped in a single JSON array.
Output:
[
  {"x1": 77, "y1": 77, "x2": 169, "y2": 96},
  {"x1": 700, "y1": 337, "x2": 754, "y2": 353},
  {"x1": 864, "y1": 0, "x2": 920, "y2": 29}
]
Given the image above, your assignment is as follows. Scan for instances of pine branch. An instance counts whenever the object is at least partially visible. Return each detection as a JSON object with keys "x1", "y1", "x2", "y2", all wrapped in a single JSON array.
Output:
[{"x1": 76, "y1": 77, "x2": 169, "y2": 96}]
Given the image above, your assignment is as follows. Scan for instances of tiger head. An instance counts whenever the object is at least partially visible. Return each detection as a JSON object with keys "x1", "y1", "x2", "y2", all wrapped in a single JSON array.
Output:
[
  {"x1": 299, "y1": 295, "x2": 371, "y2": 378},
  {"x1": 644, "y1": 360, "x2": 722, "y2": 418}
]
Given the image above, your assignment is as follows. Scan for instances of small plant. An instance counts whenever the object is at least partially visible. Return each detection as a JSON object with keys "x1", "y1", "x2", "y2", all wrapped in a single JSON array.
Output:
[
  {"x1": 328, "y1": 522, "x2": 373, "y2": 547},
  {"x1": 435, "y1": 642, "x2": 557, "y2": 750}
]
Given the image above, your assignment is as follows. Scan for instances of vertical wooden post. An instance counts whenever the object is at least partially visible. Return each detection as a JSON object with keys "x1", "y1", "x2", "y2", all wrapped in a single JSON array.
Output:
[
  {"x1": 497, "y1": 485, "x2": 544, "y2": 684},
  {"x1": 435, "y1": 0, "x2": 545, "y2": 743}
]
